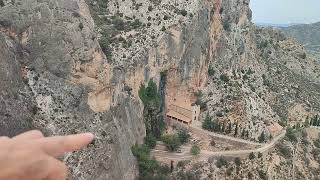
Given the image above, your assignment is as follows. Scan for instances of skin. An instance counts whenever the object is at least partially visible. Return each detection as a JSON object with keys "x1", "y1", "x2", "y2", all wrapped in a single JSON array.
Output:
[{"x1": 0, "y1": 130, "x2": 94, "y2": 180}]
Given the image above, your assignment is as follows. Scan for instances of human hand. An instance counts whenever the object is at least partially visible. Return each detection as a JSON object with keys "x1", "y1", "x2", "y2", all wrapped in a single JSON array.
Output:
[{"x1": 0, "y1": 130, "x2": 94, "y2": 180}]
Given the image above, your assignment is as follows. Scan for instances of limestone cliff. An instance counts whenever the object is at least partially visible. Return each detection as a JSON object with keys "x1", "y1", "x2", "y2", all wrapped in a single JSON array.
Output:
[{"x1": 0, "y1": 0, "x2": 145, "y2": 179}]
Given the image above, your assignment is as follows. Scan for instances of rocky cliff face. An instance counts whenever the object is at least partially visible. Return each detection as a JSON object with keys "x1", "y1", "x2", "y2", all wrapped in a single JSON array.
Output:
[
  {"x1": 0, "y1": 0, "x2": 145, "y2": 179},
  {"x1": 1, "y1": 0, "x2": 320, "y2": 179}
]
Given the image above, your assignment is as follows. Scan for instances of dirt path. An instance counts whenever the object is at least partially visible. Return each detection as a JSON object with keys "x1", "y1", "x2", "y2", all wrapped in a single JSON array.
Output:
[
  {"x1": 190, "y1": 121, "x2": 262, "y2": 146},
  {"x1": 151, "y1": 130, "x2": 286, "y2": 163}
]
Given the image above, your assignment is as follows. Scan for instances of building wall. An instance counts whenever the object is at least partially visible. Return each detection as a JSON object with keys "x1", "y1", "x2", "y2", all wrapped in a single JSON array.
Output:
[
  {"x1": 169, "y1": 104, "x2": 192, "y2": 118},
  {"x1": 192, "y1": 105, "x2": 201, "y2": 122}
]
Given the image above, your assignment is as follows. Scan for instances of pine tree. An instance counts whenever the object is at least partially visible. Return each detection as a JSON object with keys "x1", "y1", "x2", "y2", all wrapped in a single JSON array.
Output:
[
  {"x1": 202, "y1": 114, "x2": 212, "y2": 130},
  {"x1": 227, "y1": 123, "x2": 232, "y2": 134},
  {"x1": 234, "y1": 124, "x2": 239, "y2": 137},
  {"x1": 304, "y1": 118, "x2": 310, "y2": 128},
  {"x1": 313, "y1": 117, "x2": 318, "y2": 126},
  {"x1": 241, "y1": 129, "x2": 245, "y2": 137},
  {"x1": 310, "y1": 118, "x2": 314, "y2": 126},
  {"x1": 245, "y1": 130, "x2": 249, "y2": 138},
  {"x1": 258, "y1": 131, "x2": 266, "y2": 143},
  {"x1": 221, "y1": 123, "x2": 225, "y2": 132},
  {"x1": 216, "y1": 123, "x2": 221, "y2": 132}
]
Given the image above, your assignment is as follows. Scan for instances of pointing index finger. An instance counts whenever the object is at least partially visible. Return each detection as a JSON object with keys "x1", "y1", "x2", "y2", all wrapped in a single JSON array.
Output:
[{"x1": 35, "y1": 133, "x2": 94, "y2": 157}]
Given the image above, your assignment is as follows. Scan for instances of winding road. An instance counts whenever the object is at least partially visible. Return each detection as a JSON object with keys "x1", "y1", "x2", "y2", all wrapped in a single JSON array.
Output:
[
  {"x1": 151, "y1": 129, "x2": 286, "y2": 163},
  {"x1": 190, "y1": 120, "x2": 262, "y2": 146}
]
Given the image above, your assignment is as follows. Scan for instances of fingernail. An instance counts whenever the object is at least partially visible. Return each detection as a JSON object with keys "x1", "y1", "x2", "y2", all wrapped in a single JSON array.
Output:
[{"x1": 83, "y1": 133, "x2": 95, "y2": 141}]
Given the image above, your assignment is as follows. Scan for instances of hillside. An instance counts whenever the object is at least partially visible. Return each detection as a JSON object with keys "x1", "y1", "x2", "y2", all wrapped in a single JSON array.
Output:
[
  {"x1": 0, "y1": 0, "x2": 320, "y2": 179},
  {"x1": 282, "y1": 22, "x2": 320, "y2": 59}
]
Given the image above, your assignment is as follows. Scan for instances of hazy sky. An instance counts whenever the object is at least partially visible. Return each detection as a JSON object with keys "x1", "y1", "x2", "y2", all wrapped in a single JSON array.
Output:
[{"x1": 250, "y1": 0, "x2": 320, "y2": 24}]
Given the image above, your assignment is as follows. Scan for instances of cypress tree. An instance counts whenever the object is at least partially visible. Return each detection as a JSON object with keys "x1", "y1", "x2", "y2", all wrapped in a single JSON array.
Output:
[
  {"x1": 245, "y1": 130, "x2": 249, "y2": 138},
  {"x1": 234, "y1": 124, "x2": 239, "y2": 137},
  {"x1": 221, "y1": 123, "x2": 225, "y2": 132},
  {"x1": 241, "y1": 129, "x2": 245, "y2": 137}
]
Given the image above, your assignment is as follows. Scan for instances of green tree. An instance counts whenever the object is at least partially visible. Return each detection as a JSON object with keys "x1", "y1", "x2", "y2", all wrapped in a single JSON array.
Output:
[
  {"x1": 304, "y1": 118, "x2": 310, "y2": 128},
  {"x1": 258, "y1": 131, "x2": 266, "y2": 143},
  {"x1": 285, "y1": 127, "x2": 297, "y2": 143},
  {"x1": 144, "y1": 135, "x2": 157, "y2": 149},
  {"x1": 216, "y1": 156, "x2": 228, "y2": 168},
  {"x1": 234, "y1": 157, "x2": 241, "y2": 166},
  {"x1": 190, "y1": 145, "x2": 201, "y2": 156},
  {"x1": 208, "y1": 65, "x2": 215, "y2": 76},
  {"x1": 139, "y1": 80, "x2": 164, "y2": 138},
  {"x1": 245, "y1": 130, "x2": 249, "y2": 138},
  {"x1": 220, "y1": 74, "x2": 230, "y2": 82},
  {"x1": 177, "y1": 128, "x2": 191, "y2": 144},
  {"x1": 202, "y1": 114, "x2": 213, "y2": 130},
  {"x1": 180, "y1": 9, "x2": 188, "y2": 16},
  {"x1": 227, "y1": 123, "x2": 232, "y2": 134},
  {"x1": 249, "y1": 152, "x2": 255, "y2": 160},
  {"x1": 241, "y1": 129, "x2": 245, "y2": 137},
  {"x1": 234, "y1": 124, "x2": 238, "y2": 137},
  {"x1": 0, "y1": 0, "x2": 4, "y2": 7},
  {"x1": 161, "y1": 134, "x2": 181, "y2": 152},
  {"x1": 221, "y1": 123, "x2": 225, "y2": 132},
  {"x1": 79, "y1": 22, "x2": 84, "y2": 30}
]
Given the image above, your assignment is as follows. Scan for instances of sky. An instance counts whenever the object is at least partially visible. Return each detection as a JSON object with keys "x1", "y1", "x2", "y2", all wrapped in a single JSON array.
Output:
[{"x1": 250, "y1": 0, "x2": 320, "y2": 24}]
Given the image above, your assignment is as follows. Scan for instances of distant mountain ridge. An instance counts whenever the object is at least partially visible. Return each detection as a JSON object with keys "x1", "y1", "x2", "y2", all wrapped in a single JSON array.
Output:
[
  {"x1": 255, "y1": 22, "x2": 302, "y2": 28},
  {"x1": 281, "y1": 22, "x2": 320, "y2": 59}
]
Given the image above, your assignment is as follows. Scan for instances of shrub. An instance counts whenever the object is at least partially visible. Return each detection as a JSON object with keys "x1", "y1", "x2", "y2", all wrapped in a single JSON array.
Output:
[
  {"x1": 138, "y1": 80, "x2": 160, "y2": 107},
  {"x1": 216, "y1": 111, "x2": 224, "y2": 117},
  {"x1": 79, "y1": 22, "x2": 84, "y2": 30},
  {"x1": 163, "y1": 15, "x2": 169, "y2": 20},
  {"x1": 132, "y1": 144, "x2": 151, "y2": 160},
  {"x1": 223, "y1": 20, "x2": 231, "y2": 31},
  {"x1": 190, "y1": 145, "x2": 201, "y2": 156},
  {"x1": 112, "y1": 16, "x2": 126, "y2": 30},
  {"x1": 194, "y1": 90, "x2": 203, "y2": 97},
  {"x1": 219, "y1": 8, "x2": 224, "y2": 14},
  {"x1": 99, "y1": 35, "x2": 112, "y2": 59},
  {"x1": 145, "y1": 135, "x2": 157, "y2": 149},
  {"x1": 139, "y1": 80, "x2": 164, "y2": 138},
  {"x1": 177, "y1": 160, "x2": 190, "y2": 168},
  {"x1": 202, "y1": 114, "x2": 214, "y2": 131},
  {"x1": 177, "y1": 128, "x2": 191, "y2": 144},
  {"x1": 161, "y1": 26, "x2": 166, "y2": 31},
  {"x1": 249, "y1": 152, "x2": 255, "y2": 160},
  {"x1": 180, "y1": 9, "x2": 188, "y2": 16},
  {"x1": 210, "y1": 140, "x2": 216, "y2": 146},
  {"x1": 234, "y1": 157, "x2": 241, "y2": 166},
  {"x1": 258, "y1": 131, "x2": 266, "y2": 143},
  {"x1": 0, "y1": 20, "x2": 12, "y2": 27},
  {"x1": 258, "y1": 170, "x2": 267, "y2": 180},
  {"x1": 131, "y1": 144, "x2": 171, "y2": 178},
  {"x1": 161, "y1": 134, "x2": 181, "y2": 152},
  {"x1": 258, "y1": 152, "x2": 263, "y2": 158},
  {"x1": 131, "y1": 19, "x2": 142, "y2": 29},
  {"x1": 0, "y1": 0, "x2": 4, "y2": 7},
  {"x1": 226, "y1": 167, "x2": 234, "y2": 176},
  {"x1": 277, "y1": 143, "x2": 291, "y2": 158},
  {"x1": 216, "y1": 156, "x2": 228, "y2": 168},
  {"x1": 148, "y1": 5, "x2": 153, "y2": 11},
  {"x1": 314, "y1": 138, "x2": 320, "y2": 148},
  {"x1": 220, "y1": 74, "x2": 230, "y2": 82},
  {"x1": 285, "y1": 127, "x2": 297, "y2": 143},
  {"x1": 208, "y1": 65, "x2": 215, "y2": 76}
]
